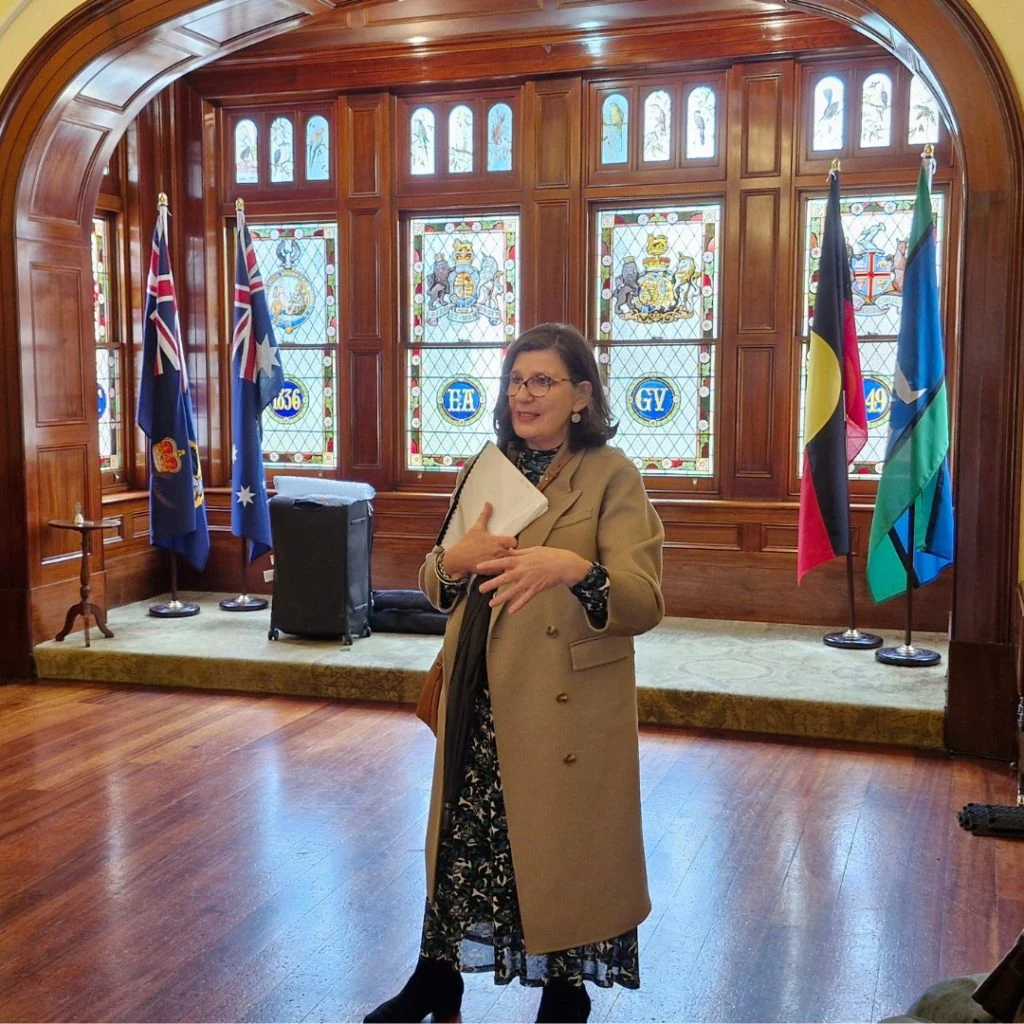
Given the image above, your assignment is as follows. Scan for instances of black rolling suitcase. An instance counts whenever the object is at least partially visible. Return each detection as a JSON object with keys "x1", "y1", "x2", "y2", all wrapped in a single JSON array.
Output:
[{"x1": 268, "y1": 494, "x2": 372, "y2": 644}]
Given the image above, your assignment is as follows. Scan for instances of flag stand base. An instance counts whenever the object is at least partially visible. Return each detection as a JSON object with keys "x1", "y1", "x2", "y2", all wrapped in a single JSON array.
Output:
[
  {"x1": 149, "y1": 598, "x2": 201, "y2": 618},
  {"x1": 219, "y1": 594, "x2": 268, "y2": 612},
  {"x1": 823, "y1": 628, "x2": 883, "y2": 650},
  {"x1": 875, "y1": 643, "x2": 941, "y2": 666},
  {"x1": 149, "y1": 554, "x2": 200, "y2": 617}
]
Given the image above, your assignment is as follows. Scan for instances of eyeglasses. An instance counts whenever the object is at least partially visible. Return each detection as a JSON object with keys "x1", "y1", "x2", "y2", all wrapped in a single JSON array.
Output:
[{"x1": 505, "y1": 374, "x2": 572, "y2": 398}]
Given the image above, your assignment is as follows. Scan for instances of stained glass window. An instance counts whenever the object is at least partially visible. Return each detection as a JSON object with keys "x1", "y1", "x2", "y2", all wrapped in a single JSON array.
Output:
[
  {"x1": 235, "y1": 119, "x2": 258, "y2": 184},
  {"x1": 92, "y1": 216, "x2": 122, "y2": 475},
  {"x1": 643, "y1": 90, "x2": 672, "y2": 162},
  {"x1": 270, "y1": 117, "x2": 294, "y2": 183},
  {"x1": 247, "y1": 222, "x2": 339, "y2": 467},
  {"x1": 487, "y1": 103, "x2": 513, "y2": 172},
  {"x1": 685, "y1": 86, "x2": 716, "y2": 160},
  {"x1": 407, "y1": 213, "x2": 520, "y2": 471},
  {"x1": 306, "y1": 115, "x2": 329, "y2": 180},
  {"x1": 860, "y1": 73, "x2": 892, "y2": 148},
  {"x1": 595, "y1": 204, "x2": 721, "y2": 477},
  {"x1": 908, "y1": 76, "x2": 940, "y2": 146},
  {"x1": 601, "y1": 94, "x2": 629, "y2": 165},
  {"x1": 812, "y1": 76, "x2": 844, "y2": 152},
  {"x1": 411, "y1": 107, "x2": 436, "y2": 175},
  {"x1": 448, "y1": 105, "x2": 474, "y2": 174},
  {"x1": 798, "y1": 190, "x2": 946, "y2": 477}
]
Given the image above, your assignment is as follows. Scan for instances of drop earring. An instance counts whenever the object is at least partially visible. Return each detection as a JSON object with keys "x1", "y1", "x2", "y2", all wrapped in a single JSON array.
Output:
[{"x1": 571, "y1": 411, "x2": 582, "y2": 424}]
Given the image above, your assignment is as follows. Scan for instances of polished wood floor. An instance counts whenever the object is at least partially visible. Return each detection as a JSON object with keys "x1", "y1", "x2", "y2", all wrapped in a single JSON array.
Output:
[{"x1": 0, "y1": 681, "x2": 1021, "y2": 1023}]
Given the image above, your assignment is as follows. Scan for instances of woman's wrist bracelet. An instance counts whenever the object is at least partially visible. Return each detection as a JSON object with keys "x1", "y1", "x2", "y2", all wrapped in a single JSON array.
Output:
[{"x1": 436, "y1": 551, "x2": 467, "y2": 586}]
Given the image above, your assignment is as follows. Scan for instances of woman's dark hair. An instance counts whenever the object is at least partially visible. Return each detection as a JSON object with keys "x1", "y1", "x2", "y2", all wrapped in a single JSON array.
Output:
[{"x1": 494, "y1": 322, "x2": 618, "y2": 452}]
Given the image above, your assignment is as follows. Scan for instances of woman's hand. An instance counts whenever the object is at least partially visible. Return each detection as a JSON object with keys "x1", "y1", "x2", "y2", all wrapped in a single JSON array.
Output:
[
  {"x1": 442, "y1": 503, "x2": 517, "y2": 577},
  {"x1": 476, "y1": 547, "x2": 592, "y2": 614}
]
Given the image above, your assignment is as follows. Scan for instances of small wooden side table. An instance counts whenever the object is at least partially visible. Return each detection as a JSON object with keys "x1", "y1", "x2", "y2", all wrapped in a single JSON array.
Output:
[{"x1": 48, "y1": 517, "x2": 120, "y2": 647}]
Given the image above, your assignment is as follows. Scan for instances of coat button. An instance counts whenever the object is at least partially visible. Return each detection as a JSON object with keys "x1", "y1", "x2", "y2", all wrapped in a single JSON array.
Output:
[
  {"x1": 546, "y1": 625, "x2": 559, "y2": 637},
  {"x1": 563, "y1": 753, "x2": 577, "y2": 764},
  {"x1": 556, "y1": 693, "x2": 569, "y2": 703}
]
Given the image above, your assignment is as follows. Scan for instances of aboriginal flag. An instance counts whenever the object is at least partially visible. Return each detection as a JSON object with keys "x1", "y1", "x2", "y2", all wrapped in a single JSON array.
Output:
[{"x1": 797, "y1": 171, "x2": 868, "y2": 581}]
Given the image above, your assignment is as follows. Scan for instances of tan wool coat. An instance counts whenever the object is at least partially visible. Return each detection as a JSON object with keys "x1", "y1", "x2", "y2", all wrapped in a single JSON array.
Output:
[{"x1": 418, "y1": 442, "x2": 665, "y2": 955}]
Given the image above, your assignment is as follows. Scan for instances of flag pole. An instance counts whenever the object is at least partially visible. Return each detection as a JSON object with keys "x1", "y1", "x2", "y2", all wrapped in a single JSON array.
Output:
[
  {"x1": 221, "y1": 196, "x2": 268, "y2": 612},
  {"x1": 875, "y1": 502, "x2": 939, "y2": 665},
  {"x1": 149, "y1": 552, "x2": 201, "y2": 617},
  {"x1": 220, "y1": 536, "x2": 268, "y2": 611},
  {"x1": 819, "y1": 159, "x2": 882, "y2": 651}
]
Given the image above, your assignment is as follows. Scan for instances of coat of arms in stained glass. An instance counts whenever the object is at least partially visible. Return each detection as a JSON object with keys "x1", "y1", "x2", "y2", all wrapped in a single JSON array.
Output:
[
  {"x1": 798, "y1": 190, "x2": 946, "y2": 477},
  {"x1": 407, "y1": 214, "x2": 519, "y2": 471},
  {"x1": 595, "y1": 204, "x2": 720, "y2": 477},
  {"x1": 248, "y1": 222, "x2": 339, "y2": 467}
]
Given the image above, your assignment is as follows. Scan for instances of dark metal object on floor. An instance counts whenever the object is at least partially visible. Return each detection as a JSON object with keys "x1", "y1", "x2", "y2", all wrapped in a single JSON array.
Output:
[
  {"x1": 149, "y1": 552, "x2": 200, "y2": 618},
  {"x1": 957, "y1": 696, "x2": 1024, "y2": 838}
]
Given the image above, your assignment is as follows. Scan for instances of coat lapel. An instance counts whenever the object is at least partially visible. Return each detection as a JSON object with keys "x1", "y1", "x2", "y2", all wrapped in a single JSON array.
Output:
[{"x1": 488, "y1": 446, "x2": 587, "y2": 635}]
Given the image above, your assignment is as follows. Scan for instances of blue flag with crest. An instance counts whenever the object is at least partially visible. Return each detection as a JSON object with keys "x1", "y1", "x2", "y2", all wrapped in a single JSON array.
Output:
[
  {"x1": 231, "y1": 204, "x2": 284, "y2": 562},
  {"x1": 136, "y1": 200, "x2": 210, "y2": 572}
]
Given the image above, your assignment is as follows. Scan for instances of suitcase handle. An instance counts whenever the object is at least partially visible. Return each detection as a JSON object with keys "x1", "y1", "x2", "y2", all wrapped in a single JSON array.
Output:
[{"x1": 294, "y1": 499, "x2": 325, "y2": 509}]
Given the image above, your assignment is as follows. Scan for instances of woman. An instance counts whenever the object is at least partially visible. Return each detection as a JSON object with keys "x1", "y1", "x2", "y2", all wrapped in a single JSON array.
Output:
[{"x1": 365, "y1": 323, "x2": 664, "y2": 1024}]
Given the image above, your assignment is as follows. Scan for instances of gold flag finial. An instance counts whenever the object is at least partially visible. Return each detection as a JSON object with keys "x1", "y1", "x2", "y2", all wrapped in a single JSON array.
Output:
[
  {"x1": 235, "y1": 197, "x2": 245, "y2": 213},
  {"x1": 828, "y1": 158, "x2": 841, "y2": 181},
  {"x1": 922, "y1": 143, "x2": 935, "y2": 159},
  {"x1": 157, "y1": 192, "x2": 168, "y2": 208}
]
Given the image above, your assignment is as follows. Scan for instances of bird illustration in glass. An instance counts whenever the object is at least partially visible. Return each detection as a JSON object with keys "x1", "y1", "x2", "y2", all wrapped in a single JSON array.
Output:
[{"x1": 820, "y1": 87, "x2": 840, "y2": 123}]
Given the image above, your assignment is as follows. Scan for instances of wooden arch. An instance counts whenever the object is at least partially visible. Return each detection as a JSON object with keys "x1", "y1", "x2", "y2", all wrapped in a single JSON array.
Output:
[{"x1": 0, "y1": 0, "x2": 1020, "y2": 756}]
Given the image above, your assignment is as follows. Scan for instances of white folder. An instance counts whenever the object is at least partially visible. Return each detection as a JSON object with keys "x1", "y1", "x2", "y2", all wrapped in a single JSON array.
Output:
[{"x1": 440, "y1": 442, "x2": 548, "y2": 550}]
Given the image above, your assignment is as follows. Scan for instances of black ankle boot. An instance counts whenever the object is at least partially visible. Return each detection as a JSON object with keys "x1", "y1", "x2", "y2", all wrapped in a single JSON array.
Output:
[
  {"x1": 536, "y1": 978, "x2": 591, "y2": 1023},
  {"x1": 363, "y1": 956, "x2": 464, "y2": 1023}
]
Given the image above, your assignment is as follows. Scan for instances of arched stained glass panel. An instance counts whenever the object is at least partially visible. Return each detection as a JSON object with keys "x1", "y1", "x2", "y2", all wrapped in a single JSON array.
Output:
[
  {"x1": 306, "y1": 116, "x2": 329, "y2": 180},
  {"x1": 642, "y1": 90, "x2": 672, "y2": 162},
  {"x1": 410, "y1": 108, "x2": 436, "y2": 176},
  {"x1": 908, "y1": 76, "x2": 941, "y2": 145},
  {"x1": 812, "y1": 75, "x2": 845, "y2": 151},
  {"x1": 860, "y1": 73, "x2": 892, "y2": 148},
  {"x1": 487, "y1": 103, "x2": 513, "y2": 172},
  {"x1": 235, "y1": 119, "x2": 258, "y2": 183},
  {"x1": 601, "y1": 94, "x2": 629, "y2": 165},
  {"x1": 685, "y1": 86, "x2": 716, "y2": 159},
  {"x1": 449, "y1": 105, "x2": 474, "y2": 174},
  {"x1": 270, "y1": 117, "x2": 294, "y2": 182}
]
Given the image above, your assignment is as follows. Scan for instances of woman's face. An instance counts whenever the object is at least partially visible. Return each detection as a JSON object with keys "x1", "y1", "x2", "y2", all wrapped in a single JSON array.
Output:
[{"x1": 507, "y1": 348, "x2": 591, "y2": 451}]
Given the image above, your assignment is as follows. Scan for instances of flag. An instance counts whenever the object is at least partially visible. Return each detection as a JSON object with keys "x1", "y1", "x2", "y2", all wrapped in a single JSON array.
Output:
[
  {"x1": 231, "y1": 204, "x2": 284, "y2": 563},
  {"x1": 136, "y1": 201, "x2": 210, "y2": 572},
  {"x1": 866, "y1": 159, "x2": 954, "y2": 601},
  {"x1": 797, "y1": 170, "x2": 868, "y2": 581}
]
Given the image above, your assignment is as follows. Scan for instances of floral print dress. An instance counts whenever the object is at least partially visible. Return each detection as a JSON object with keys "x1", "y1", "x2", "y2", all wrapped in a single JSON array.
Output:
[{"x1": 420, "y1": 446, "x2": 640, "y2": 989}]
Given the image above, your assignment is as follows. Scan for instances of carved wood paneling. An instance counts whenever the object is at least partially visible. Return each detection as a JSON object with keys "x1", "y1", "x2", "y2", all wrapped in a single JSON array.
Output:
[
  {"x1": 737, "y1": 191, "x2": 780, "y2": 333},
  {"x1": 37, "y1": 446, "x2": 90, "y2": 562},
  {"x1": 741, "y1": 71, "x2": 784, "y2": 177},
  {"x1": 29, "y1": 121, "x2": 108, "y2": 227},
  {"x1": 734, "y1": 346, "x2": 775, "y2": 478},
  {"x1": 347, "y1": 209, "x2": 382, "y2": 339},
  {"x1": 30, "y1": 265, "x2": 88, "y2": 425},
  {"x1": 349, "y1": 350, "x2": 383, "y2": 469},
  {"x1": 530, "y1": 200, "x2": 572, "y2": 327},
  {"x1": 346, "y1": 96, "x2": 382, "y2": 197},
  {"x1": 530, "y1": 79, "x2": 579, "y2": 190}
]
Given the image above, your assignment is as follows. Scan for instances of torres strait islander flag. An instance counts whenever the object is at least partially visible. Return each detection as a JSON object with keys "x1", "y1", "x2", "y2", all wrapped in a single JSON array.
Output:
[{"x1": 797, "y1": 169, "x2": 868, "y2": 581}]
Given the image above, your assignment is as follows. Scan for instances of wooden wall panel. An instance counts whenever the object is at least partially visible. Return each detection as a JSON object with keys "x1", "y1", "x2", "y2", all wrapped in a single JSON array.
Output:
[
  {"x1": 530, "y1": 79, "x2": 579, "y2": 190},
  {"x1": 742, "y1": 72, "x2": 783, "y2": 177},
  {"x1": 30, "y1": 265, "x2": 88, "y2": 425},
  {"x1": 346, "y1": 97, "x2": 381, "y2": 198},
  {"x1": 734, "y1": 346, "x2": 775, "y2": 478},
  {"x1": 737, "y1": 190, "x2": 779, "y2": 333},
  {"x1": 531, "y1": 200, "x2": 572, "y2": 327},
  {"x1": 349, "y1": 350, "x2": 382, "y2": 469},
  {"x1": 30, "y1": 121, "x2": 108, "y2": 226},
  {"x1": 37, "y1": 446, "x2": 90, "y2": 561},
  {"x1": 347, "y1": 209, "x2": 381, "y2": 339}
]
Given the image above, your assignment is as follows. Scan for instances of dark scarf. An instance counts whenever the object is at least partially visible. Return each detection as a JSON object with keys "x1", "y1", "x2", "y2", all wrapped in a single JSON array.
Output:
[{"x1": 440, "y1": 446, "x2": 559, "y2": 828}]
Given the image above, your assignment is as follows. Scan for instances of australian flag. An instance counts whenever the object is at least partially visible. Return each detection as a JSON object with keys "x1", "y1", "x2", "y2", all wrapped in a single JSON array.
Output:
[
  {"x1": 136, "y1": 202, "x2": 210, "y2": 572},
  {"x1": 231, "y1": 204, "x2": 284, "y2": 562}
]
